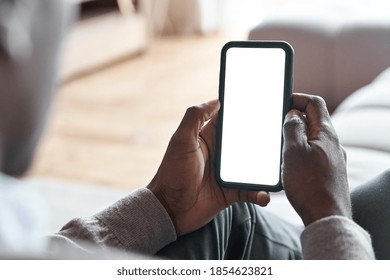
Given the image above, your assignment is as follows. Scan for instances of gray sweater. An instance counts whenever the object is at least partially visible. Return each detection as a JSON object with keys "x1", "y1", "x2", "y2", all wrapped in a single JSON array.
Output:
[{"x1": 54, "y1": 188, "x2": 375, "y2": 259}]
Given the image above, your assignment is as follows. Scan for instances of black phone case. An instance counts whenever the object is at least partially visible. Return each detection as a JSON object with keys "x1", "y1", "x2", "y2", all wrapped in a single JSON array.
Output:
[{"x1": 215, "y1": 40, "x2": 294, "y2": 192}]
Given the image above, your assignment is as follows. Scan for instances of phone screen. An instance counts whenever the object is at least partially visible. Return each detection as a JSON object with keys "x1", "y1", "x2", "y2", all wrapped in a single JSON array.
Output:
[{"x1": 216, "y1": 41, "x2": 294, "y2": 191}]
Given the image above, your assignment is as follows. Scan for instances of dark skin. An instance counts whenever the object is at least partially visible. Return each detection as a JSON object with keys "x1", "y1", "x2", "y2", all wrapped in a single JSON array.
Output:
[
  {"x1": 282, "y1": 93, "x2": 351, "y2": 226},
  {"x1": 148, "y1": 93, "x2": 352, "y2": 235},
  {"x1": 147, "y1": 100, "x2": 270, "y2": 236}
]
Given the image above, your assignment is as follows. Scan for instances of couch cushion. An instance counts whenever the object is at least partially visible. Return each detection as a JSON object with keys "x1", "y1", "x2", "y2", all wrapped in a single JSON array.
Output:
[
  {"x1": 341, "y1": 147, "x2": 390, "y2": 189},
  {"x1": 332, "y1": 67, "x2": 390, "y2": 188},
  {"x1": 249, "y1": 3, "x2": 390, "y2": 112},
  {"x1": 334, "y1": 67, "x2": 390, "y2": 113},
  {"x1": 333, "y1": 108, "x2": 390, "y2": 153}
]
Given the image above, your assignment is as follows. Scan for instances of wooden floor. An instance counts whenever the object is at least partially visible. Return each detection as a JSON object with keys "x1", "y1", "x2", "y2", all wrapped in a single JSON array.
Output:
[{"x1": 27, "y1": 34, "x2": 242, "y2": 191}]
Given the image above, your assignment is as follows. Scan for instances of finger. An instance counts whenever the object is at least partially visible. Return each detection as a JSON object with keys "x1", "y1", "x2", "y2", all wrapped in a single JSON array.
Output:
[
  {"x1": 283, "y1": 109, "x2": 308, "y2": 151},
  {"x1": 176, "y1": 100, "x2": 220, "y2": 141},
  {"x1": 256, "y1": 191, "x2": 271, "y2": 207},
  {"x1": 199, "y1": 114, "x2": 218, "y2": 151},
  {"x1": 292, "y1": 93, "x2": 337, "y2": 139},
  {"x1": 292, "y1": 93, "x2": 331, "y2": 125},
  {"x1": 179, "y1": 100, "x2": 220, "y2": 136},
  {"x1": 238, "y1": 190, "x2": 271, "y2": 207}
]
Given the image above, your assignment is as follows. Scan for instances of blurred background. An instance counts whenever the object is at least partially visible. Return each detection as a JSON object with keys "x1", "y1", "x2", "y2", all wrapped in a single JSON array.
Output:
[
  {"x1": 28, "y1": 0, "x2": 295, "y2": 190},
  {"x1": 22, "y1": 0, "x2": 390, "y2": 232}
]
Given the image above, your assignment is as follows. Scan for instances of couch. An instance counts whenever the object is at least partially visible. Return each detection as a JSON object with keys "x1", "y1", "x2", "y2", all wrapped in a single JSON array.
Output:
[
  {"x1": 249, "y1": 1, "x2": 390, "y2": 187},
  {"x1": 249, "y1": 2, "x2": 390, "y2": 258}
]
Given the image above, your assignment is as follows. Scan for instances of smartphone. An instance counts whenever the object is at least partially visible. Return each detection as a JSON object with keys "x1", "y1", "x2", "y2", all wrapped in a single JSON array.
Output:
[{"x1": 215, "y1": 41, "x2": 294, "y2": 192}]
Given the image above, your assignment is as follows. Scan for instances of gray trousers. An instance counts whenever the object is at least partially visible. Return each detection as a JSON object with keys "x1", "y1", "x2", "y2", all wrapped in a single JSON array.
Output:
[
  {"x1": 157, "y1": 169, "x2": 390, "y2": 260},
  {"x1": 351, "y1": 169, "x2": 390, "y2": 260},
  {"x1": 157, "y1": 202, "x2": 302, "y2": 259}
]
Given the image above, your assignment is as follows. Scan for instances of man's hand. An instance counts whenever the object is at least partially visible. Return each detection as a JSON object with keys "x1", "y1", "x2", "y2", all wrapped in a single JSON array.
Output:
[
  {"x1": 147, "y1": 100, "x2": 270, "y2": 236},
  {"x1": 282, "y1": 93, "x2": 352, "y2": 226}
]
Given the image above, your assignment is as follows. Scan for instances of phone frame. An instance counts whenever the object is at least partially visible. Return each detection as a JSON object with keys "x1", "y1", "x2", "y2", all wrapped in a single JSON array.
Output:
[{"x1": 215, "y1": 40, "x2": 294, "y2": 192}]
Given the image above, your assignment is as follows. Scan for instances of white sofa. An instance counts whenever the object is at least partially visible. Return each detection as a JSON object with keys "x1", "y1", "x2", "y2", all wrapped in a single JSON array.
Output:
[
  {"x1": 332, "y1": 68, "x2": 390, "y2": 188},
  {"x1": 249, "y1": 2, "x2": 390, "y2": 188},
  {"x1": 249, "y1": 3, "x2": 390, "y2": 113}
]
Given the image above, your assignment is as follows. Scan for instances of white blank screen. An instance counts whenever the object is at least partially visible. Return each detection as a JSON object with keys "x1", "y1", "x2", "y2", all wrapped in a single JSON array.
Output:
[{"x1": 220, "y1": 47, "x2": 286, "y2": 186}]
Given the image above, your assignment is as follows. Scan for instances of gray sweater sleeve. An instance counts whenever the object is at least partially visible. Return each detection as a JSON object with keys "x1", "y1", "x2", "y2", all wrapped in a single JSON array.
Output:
[
  {"x1": 53, "y1": 188, "x2": 177, "y2": 256},
  {"x1": 301, "y1": 215, "x2": 375, "y2": 259}
]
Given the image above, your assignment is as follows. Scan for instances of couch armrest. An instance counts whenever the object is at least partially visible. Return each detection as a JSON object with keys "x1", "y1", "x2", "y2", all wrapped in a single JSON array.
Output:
[{"x1": 249, "y1": 6, "x2": 390, "y2": 112}]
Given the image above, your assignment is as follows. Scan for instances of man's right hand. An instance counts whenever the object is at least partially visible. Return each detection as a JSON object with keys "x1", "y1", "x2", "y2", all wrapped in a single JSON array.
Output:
[{"x1": 282, "y1": 93, "x2": 352, "y2": 226}]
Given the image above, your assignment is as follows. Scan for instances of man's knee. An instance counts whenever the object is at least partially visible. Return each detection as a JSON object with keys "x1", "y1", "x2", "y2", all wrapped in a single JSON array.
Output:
[{"x1": 351, "y1": 169, "x2": 390, "y2": 259}]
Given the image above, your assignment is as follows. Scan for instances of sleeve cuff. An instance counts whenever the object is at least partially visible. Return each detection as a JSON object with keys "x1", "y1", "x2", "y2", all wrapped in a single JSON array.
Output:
[
  {"x1": 95, "y1": 188, "x2": 177, "y2": 255},
  {"x1": 301, "y1": 215, "x2": 375, "y2": 259}
]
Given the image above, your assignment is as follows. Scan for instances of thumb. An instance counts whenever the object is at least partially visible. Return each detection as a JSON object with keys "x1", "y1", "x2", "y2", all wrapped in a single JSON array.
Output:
[
  {"x1": 283, "y1": 109, "x2": 308, "y2": 151},
  {"x1": 174, "y1": 100, "x2": 220, "y2": 142}
]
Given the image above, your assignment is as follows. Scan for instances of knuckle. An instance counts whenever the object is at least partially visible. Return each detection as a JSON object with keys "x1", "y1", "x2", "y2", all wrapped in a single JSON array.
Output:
[
  {"x1": 283, "y1": 113, "x2": 304, "y2": 131},
  {"x1": 322, "y1": 123, "x2": 340, "y2": 143},
  {"x1": 185, "y1": 105, "x2": 201, "y2": 117},
  {"x1": 283, "y1": 117, "x2": 302, "y2": 129},
  {"x1": 310, "y1": 95, "x2": 327, "y2": 107}
]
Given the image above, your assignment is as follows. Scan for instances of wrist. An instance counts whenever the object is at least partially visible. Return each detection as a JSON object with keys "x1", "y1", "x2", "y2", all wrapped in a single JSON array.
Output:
[{"x1": 303, "y1": 205, "x2": 352, "y2": 226}]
